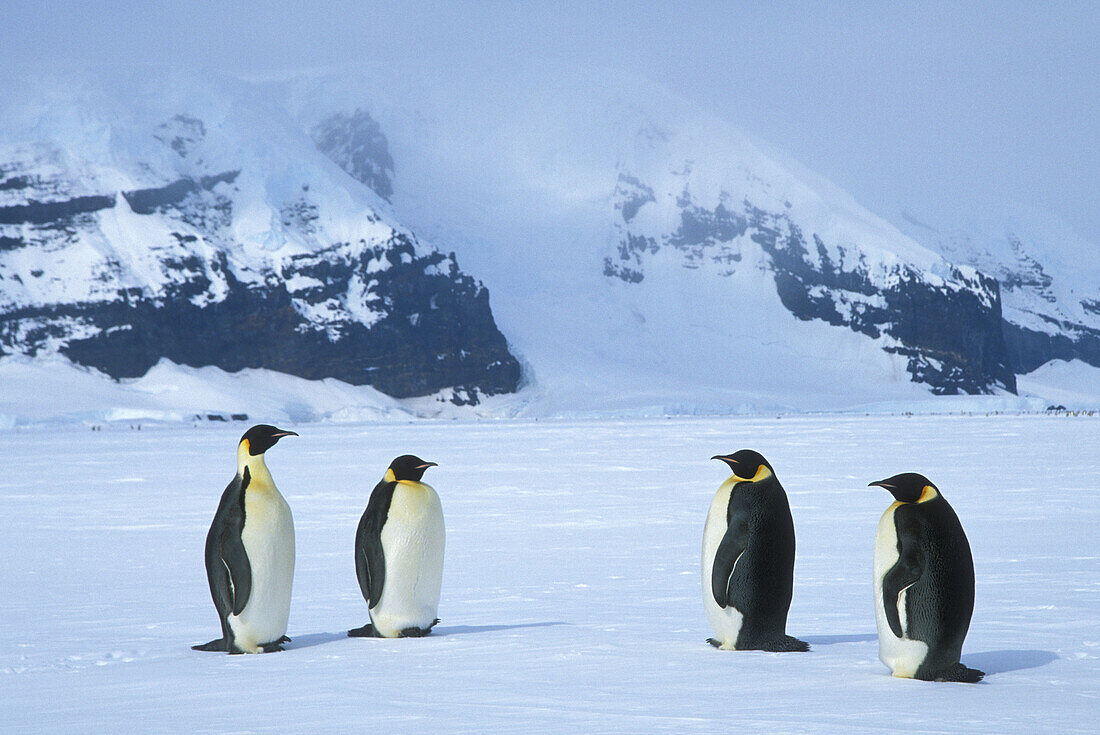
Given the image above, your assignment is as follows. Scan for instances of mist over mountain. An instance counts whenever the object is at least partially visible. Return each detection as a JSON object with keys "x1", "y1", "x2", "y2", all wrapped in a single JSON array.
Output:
[
  {"x1": 0, "y1": 73, "x2": 520, "y2": 410},
  {"x1": 0, "y1": 67, "x2": 1096, "y2": 421}
]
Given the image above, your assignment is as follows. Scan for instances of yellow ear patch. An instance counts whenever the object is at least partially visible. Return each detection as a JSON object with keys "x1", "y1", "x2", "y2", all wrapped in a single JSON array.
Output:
[
  {"x1": 917, "y1": 485, "x2": 939, "y2": 503},
  {"x1": 384, "y1": 468, "x2": 396, "y2": 483}
]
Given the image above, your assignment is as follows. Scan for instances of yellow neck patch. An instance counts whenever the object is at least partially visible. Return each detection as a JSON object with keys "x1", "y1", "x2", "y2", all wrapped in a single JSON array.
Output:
[
  {"x1": 237, "y1": 441, "x2": 274, "y2": 491},
  {"x1": 732, "y1": 465, "x2": 772, "y2": 484}
]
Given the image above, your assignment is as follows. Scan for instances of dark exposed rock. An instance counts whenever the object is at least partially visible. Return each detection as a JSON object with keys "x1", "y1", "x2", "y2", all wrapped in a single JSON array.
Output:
[
  {"x1": 121, "y1": 170, "x2": 239, "y2": 214},
  {"x1": 1, "y1": 223, "x2": 520, "y2": 399},
  {"x1": 1003, "y1": 319, "x2": 1100, "y2": 374},
  {"x1": 35, "y1": 238, "x2": 519, "y2": 398},
  {"x1": 746, "y1": 205, "x2": 1015, "y2": 394},
  {"x1": 0, "y1": 175, "x2": 33, "y2": 191},
  {"x1": 0, "y1": 194, "x2": 116, "y2": 225},
  {"x1": 311, "y1": 109, "x2": 395, "y2": 202},
  {"x1": 0, "y1": 127, "x2": 520, "y2": 402},
  {"x1": 154, "y1": 114, "x2": 207, "y2": 159},
  {"x1": 607, "y1": 173, "x2": 1017, "y2": 395},
  {"x1": 614, "y1": 173, "x2": 655, "y2": 223}
]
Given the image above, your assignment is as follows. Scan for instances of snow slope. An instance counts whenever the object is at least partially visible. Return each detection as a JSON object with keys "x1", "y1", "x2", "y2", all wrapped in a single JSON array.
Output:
[
  {"x1": 3, "y1": 352, "x2": 1099, "y2": 430},
  {"x1": 1, "y1": 415, "x2": 1096, "y2": 733},
  {"x1": 901, "y1": 202, "x2": 1100, "y2": 339},
  {"x1": 268, "y1": 67, "x2": 1024, "y2": 407},
  {"x1": 0, "y1": 71, "x2": 520, "y2": 400}
]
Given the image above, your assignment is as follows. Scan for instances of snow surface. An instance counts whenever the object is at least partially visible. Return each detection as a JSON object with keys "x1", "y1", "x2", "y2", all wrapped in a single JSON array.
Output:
[
  {"x1": 3, "y1": 353, "x2": 1100, "y2": 430},
  {"x1": 2, "y1": 415, "x2": 1097, "y2": 733}
]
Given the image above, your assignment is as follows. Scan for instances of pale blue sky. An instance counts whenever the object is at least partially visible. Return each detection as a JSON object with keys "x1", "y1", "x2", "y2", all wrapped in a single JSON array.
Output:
[{"x1": 3, "y1": 1, "x2": 1097, "y2": 242}]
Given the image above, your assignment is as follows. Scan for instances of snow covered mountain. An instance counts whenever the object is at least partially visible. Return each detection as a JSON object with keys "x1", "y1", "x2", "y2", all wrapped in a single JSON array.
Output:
[
  {"x1": 0, "y1": 74, "x2": 520, "y2": 405},
  {"x1": 272, "y1": 68, "x2": 1027, "y2": 412},
  {"x1": 898, "y1": 205, "x2": 1100, "y2": 376},
  {"x1": 603, "y1": 163, "x2": 1014, "y2": 395},
  {"x1": 2, "y1": 67, "x2": 1096, "y2": 421}
]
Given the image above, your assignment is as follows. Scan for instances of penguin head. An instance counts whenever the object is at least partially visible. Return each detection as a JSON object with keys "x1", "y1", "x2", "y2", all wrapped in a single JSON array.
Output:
[
  {"x1": 386, "y1": 454, "x2": 437, "y2": 483},
  {"x1": 711, "y1": 449, "x2": 774, "y2": 483},
  {"x1": 239, "y1": 424, "x2": 298, "y2": 456},
  {"x1": 869, "y1": 472, "x2": 939, "y2": 503}
]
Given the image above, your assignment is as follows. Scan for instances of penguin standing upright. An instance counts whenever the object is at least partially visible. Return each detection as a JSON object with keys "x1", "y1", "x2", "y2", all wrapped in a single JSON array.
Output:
[
  {"x1": 349, "y1": 455, "x2": 444, "y2": 639},
  {"x1": 702, "y1": 450, "x2": 809, "y2": 652},
  {"x1": 193, "y1": 425, "x2": 297, "y2": 654},
  {"x1": 871, "y1": 472, "x2": 984, "y2": 682}
]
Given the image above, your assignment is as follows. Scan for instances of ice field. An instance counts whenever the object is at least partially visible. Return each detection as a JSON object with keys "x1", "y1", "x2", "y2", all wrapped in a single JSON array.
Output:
[{"x1": 1, "y1": 414, "x2": 1098, "y2": 733}]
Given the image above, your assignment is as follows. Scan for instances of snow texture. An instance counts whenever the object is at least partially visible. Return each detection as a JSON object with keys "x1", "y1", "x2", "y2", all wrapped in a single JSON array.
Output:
[{"x1": 1, "y1": 415, "x2": 1096, "y2": 733}]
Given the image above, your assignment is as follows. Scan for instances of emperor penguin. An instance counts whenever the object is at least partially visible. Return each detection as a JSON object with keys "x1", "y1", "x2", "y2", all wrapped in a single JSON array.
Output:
[
  {"x1": 702, "y1": 450, "x2": 809, "y2": 652},
  {"x1": 871, "y1": 473, "x2": 984, "y2": 682},
  {"x1": 349, "y1": 455, "x2": 445, "y2": 639},
  {"x1": 193, "y1": 425, "x2": 297, "y2": 654}
]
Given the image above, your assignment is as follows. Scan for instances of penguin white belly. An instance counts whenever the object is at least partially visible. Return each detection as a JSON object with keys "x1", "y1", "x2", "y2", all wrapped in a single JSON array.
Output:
[
  {"x1": 873, "y1": 504, "x2": 928, "y2": 677},
  {"x1": 702, "y1": 479, "x2": 743, "y2": 650},
  {"x1": 371, "y1": 481, "x2": 445, "y2": 638},
  {"x1": 229, "y1": 487, "x2": 295, "y2": 654}
]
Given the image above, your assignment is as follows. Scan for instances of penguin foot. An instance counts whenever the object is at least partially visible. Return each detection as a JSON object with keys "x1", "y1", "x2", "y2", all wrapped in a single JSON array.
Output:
[
  {"x1": 191, "y1": 637, "x2": 229, "y2": 652},
  {"x1": 398, "y1": 625, "x2": 434, "y2": 638},
  {"x1": 934, "y1": 663, "x2": 985, "y2": 683},
  {"x1": 706, "y1": 638, "x2": 722, "y2": 649},
  {"x1": 761, "y1": 635, "x2": 810, "y2": 652},
  {"x1": 348, "y1": 623, "x2": 380, "y2": 638},
  {"x1": 259, "y1": 642, "x2": 286, "y2": 653},
  {"x1": 277, "y1": 635, "x2": 291, "y2": 644}
]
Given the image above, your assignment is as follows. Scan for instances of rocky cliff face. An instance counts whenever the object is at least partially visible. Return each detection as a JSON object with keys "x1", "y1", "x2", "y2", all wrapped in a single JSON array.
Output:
[
  {"x1": 606, "y1": 170, "x2": 1017, "y2": 395},
  {"x1": 310, "y1": 109, "x2": 395, "y2": 202},
  {"x1": 0, "y1": 92, "x2": 520, "y2": 404},
  {"x1": 899, "y1": 209, "x2": 1100, "y2": 377}
]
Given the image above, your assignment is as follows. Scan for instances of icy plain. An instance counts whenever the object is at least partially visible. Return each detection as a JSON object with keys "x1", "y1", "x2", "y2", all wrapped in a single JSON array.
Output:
[{"x1": 1, "y1": 414, "x2": 1097, "y2": 733}]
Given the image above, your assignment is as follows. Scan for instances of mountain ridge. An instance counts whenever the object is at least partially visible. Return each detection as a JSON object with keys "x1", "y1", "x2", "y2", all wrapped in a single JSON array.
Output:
[{"x1": 1, "y1": 67, "x2": 1097, "y2": 420}]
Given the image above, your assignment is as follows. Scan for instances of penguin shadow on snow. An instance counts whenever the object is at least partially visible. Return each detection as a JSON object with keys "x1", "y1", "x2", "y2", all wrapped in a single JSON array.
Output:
[
  {"x1": 802, "y1": 633, "x2": 879, "y2": 646},
  {"x1": 963, "y1": 649, "x2": 1058, "y2": 675},
  {"x1": 432, "y1": 622, "x2": 567, "y2": 637},
  {"x1": 282, "y1": 632, "x2": 348, "y2": 651},
  {"x1": 282, "y1": 622, "x2": 568, "y2": 649}
]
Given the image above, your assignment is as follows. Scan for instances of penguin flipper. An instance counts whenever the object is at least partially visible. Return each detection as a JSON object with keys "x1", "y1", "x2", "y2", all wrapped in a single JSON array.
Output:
[
  {"x1": 711, "y1": 519, "x2": 748, "y2": 608},
  {"x1": 220, "y1": 531, "x2": 253, "y2": 617},
  {"x1": 354, "y1": 523, "x2": 386, "y2": 608},
  {"x1": 357, "y1": 479, "x2": 397, "y2": 607},
  {"x1": 882, "y1": 536, "x2": 924, "y2": 639}
]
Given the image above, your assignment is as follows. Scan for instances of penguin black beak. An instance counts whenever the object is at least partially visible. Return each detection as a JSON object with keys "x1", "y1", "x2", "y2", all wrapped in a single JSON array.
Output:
[
  {"x1": 869, "y1": 479, "x2": 905, "y2": 502},
  {"x1": 711, "y1": 455, "x2": 740, "y2": 471},
  {"x1": 272, "y1": 430, "x2": 298, "y2": 439},
  {"x1": 417, "y1": 462, "x2": 438, "y2": 469}
]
